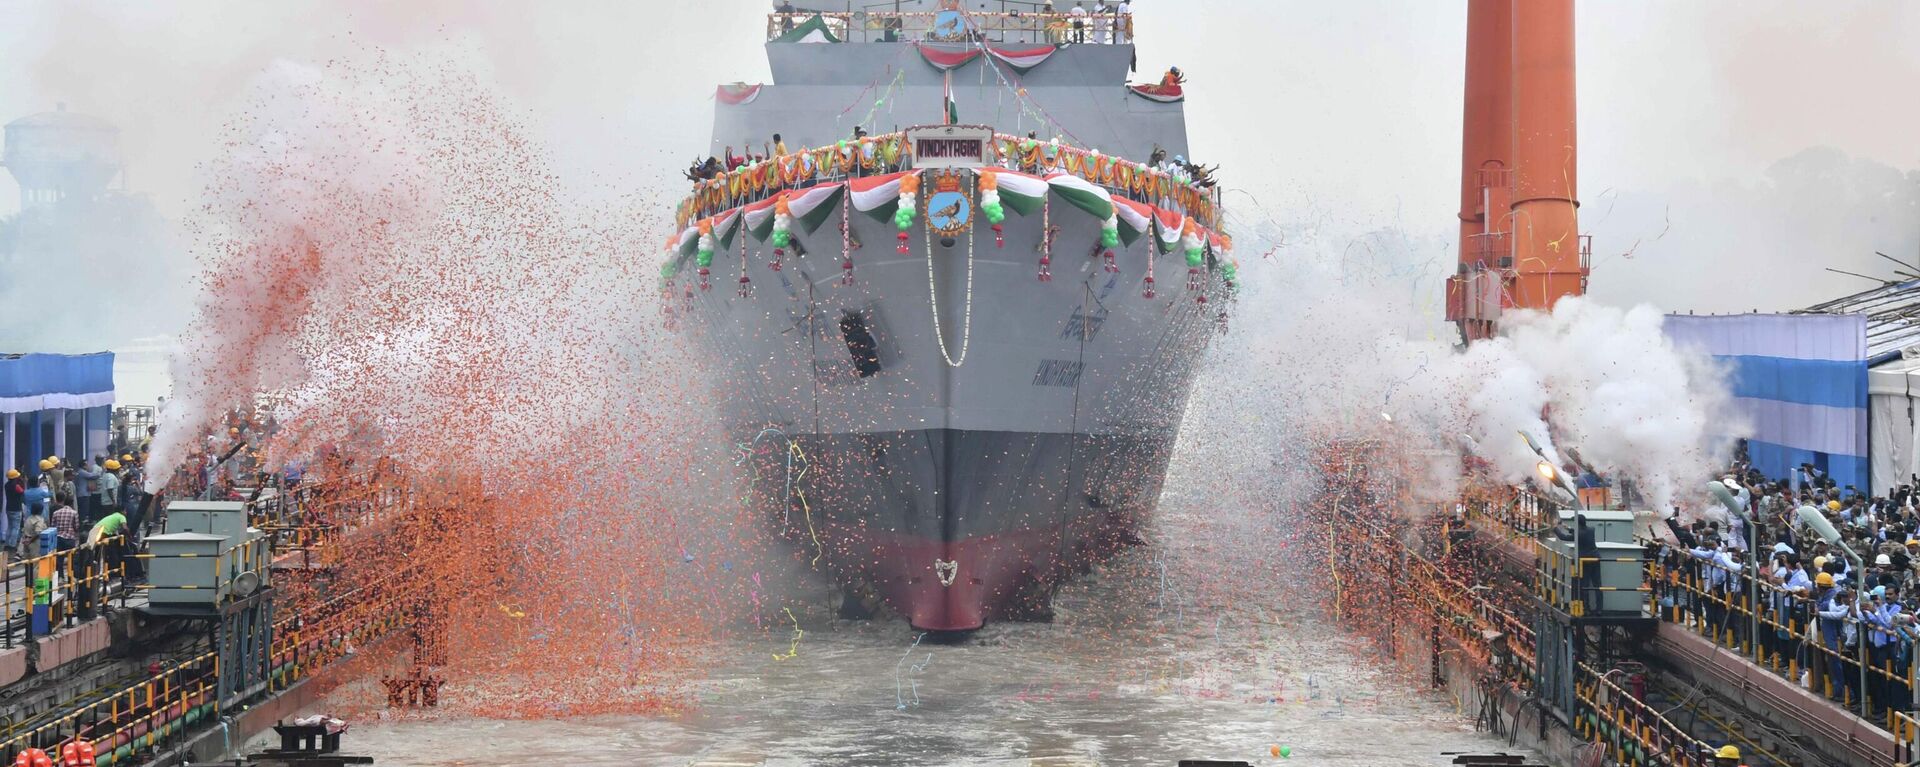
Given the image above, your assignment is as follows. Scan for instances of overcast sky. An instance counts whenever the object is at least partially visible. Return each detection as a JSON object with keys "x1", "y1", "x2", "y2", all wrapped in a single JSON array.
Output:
[{"x1": 2, "y1": 0, "x2": 1916, "y2": 321}]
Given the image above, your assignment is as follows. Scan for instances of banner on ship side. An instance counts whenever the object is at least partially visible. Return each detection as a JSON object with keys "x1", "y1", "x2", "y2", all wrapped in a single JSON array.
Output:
[
  {"x1": 987, "y1": 45, "x2": 1057, "y2": 72},
  {"x1": 1152, "y1": 208, "x2": 1186, "y2": 254},
  {"x1": 849, "y1": 171, "x2": 915, "y2": 222},
  {"x1": 917, "y1": 44, "x2": 1059, "y2": 73},
  {"x1": 1127, "y1": 83, "x2": 1185, "y2": 103},
  {"x1": 1112, "y1": 197, "x2": 1153, "y2": 247},
  {"x1": 784, "y1": 183, "x2": 845, "y2": 234},
  {"x1": 715, "y1": 83, "x2": 763, "y2": 106},
  {"x1": 916, "y1": 45, "x2": 981, "y2": 71},
  {"x1": 1043, "y1": 172, "x2": 1114, "y2": 221}
]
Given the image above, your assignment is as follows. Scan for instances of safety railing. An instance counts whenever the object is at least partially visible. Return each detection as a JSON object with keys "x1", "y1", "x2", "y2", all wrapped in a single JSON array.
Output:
[
  {"x1": 767, "y1": 11, "x2": 1134, "y2": 45},
  {"x1": 675, "y1": 132, "x2": 1223, "y2": 236},
  {"x1": 0, "y1": 471, "x2": 428, "y2": 767},
  {"x1": 1573, "y1": 660, "x2": 1714, "y2": 767},
  {"x1": 0, "y1": 651, "x2": 217, "y2": 764},
  {"x1": 1445, "y1": 490, "x2": 1721, "y2": 765},
  {"x1": 0, "y1": 535, "x2": 129, "y2": 647},
  {"x1": 244, "y1": 471, "x2": 409, "y2": 564},
  {"x1": 1647, "y1": 549, "x2": 1908, "y2": 729},
  {"x1": 1894, "y1": 711, "x2": 1920, "y2": 765}
]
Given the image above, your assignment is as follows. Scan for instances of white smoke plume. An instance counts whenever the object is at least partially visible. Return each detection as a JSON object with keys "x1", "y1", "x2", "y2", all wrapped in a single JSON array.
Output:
[{"x1": 1185, "y1": 220, "x2": 1744, "y2": 516}]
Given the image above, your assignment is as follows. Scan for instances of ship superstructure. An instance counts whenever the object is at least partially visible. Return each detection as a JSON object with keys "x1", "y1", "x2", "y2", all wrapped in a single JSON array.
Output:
[{"x1": 661, "y1": 1, "x2": 1233, "y2": 631}]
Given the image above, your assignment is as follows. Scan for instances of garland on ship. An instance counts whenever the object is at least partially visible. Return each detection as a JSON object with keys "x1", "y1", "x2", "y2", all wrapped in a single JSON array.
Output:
[
  {"x1": 658, "y1": 164, "x2": 1237, "y2": 316},
  {"x1": 675, "y1": 133, "x2": 1220, "y2": 234}
]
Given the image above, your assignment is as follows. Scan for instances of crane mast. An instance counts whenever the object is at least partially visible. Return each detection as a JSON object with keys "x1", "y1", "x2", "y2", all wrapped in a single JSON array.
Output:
[{"x1": 1447, "y1": 0, "x2": 1587, "y2": 343}]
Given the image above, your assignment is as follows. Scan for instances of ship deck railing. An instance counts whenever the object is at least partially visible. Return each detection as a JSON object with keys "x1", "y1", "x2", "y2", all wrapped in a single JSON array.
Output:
[
  {"x1": 768, "y1": 10, "x2": 1133, "y2": 46},
  {"x1": 678, "y1": 132, "x2": 1221, "y2": 233}
]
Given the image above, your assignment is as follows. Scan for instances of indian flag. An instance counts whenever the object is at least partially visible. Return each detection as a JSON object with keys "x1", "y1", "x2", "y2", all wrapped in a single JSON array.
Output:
[
  {"x1": 1153, "y1": 207, "x2": 1186, "y2": 254},
  {"x1": 675, "y1": 225, "x2": 700, "y2": 257},
  {"x1": 943, "y1": 72, "x2": 958, "y2": 125},
  {"x1": 850, "y1": 171, "x2": 913, "y2": 222},
  {"x1": 712, "y1": 206, "x2": 743, "y2": 251},
  {"x1": 994, "y1": 170, "x2": 1048, "y2": 216},
  {"x1": 786, "y1": 182, "x2": 845, "y2": 234},
  {"x1": 1045, "y1": 172, "x2": 1113, "y2": 221},
  {"x1": 742, "y1": 195, "x2": 781, "y2": 241},
  {"x1": 1113, "y1": 197, "x2": 1153, "y2": 246}
]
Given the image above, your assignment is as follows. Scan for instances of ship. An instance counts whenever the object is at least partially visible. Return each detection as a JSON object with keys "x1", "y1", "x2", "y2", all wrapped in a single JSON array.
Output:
[{"x1": 660, "y1": 1, "x2": 1234, "y2": 631}]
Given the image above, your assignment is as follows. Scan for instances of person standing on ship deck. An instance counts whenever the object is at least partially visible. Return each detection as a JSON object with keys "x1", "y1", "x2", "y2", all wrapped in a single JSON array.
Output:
[
  {"x1": 1093, "y1": 1, "x2": 1110, "y2": 44},
  {"x1": 777, "y1": 1, "x2": 796, "y2": 33},
  {"x1": 1069, "y1": 2, "x2": 1087, "y2": 44}
]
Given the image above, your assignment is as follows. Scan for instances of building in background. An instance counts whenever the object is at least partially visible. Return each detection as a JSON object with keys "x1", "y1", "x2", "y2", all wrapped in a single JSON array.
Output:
[
  {"x1": 0, "y1": 352, "x2": 116, "y2": 475},
  {"x1": 2, "y1": 103, "x2": 123, "y2": 211},
  {"x1": 1, "y1": 106, "x2": 185, "y2": 387}
]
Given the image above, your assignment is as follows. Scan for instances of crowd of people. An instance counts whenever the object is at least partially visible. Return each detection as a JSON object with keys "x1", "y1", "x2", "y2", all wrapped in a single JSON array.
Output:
[
  {"x1": 770, "y1": 1, "x2": 1135, "y2": 45},
  {"x1": 2, "y1": 449, "x2": 150, "y2": 560},
  {"x1": 1652, "y1": 459, "x2": 1920, "y2": 721}
]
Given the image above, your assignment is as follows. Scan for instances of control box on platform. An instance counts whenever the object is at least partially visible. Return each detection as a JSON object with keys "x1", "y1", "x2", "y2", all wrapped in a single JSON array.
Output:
[
  {"x1": 1540, "y1": 509, "x2": 1648, "y2": 617},
  {"x1": 145, "y1": 500, "x2": 269, "y2": 608},
  {"x1": 164, "y1": 500, "x2": 253, "y2": 540}
]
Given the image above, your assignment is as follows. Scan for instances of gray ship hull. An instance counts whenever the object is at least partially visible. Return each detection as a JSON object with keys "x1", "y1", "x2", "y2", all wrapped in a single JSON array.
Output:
[{"x1": 678, "y1": 191, "x2": 1222, "y2": 630}]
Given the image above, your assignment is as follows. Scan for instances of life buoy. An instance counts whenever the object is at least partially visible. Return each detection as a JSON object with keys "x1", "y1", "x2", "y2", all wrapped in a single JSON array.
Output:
[
  {"x1": 15, "y1": 748, "x2": 51, "y2": 767},
  {"x1": 56, "y1": 741, "x2": 93, "y2": 767}
]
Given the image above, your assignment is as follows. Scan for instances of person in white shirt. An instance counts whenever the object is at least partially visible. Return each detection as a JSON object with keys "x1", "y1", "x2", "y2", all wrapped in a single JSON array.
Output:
[
  {"x1": 1116, "y1": 1, "x2": 1132, "y2": 43},
  {"x1": 1069, "y1": 2, "x2": 1088, "y2": 44},
  {"x1": 1093, "y1": 1, "x2": 1110, "y2": 44}
]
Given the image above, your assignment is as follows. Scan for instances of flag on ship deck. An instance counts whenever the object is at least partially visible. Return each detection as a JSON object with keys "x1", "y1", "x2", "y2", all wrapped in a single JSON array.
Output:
[{"x1": 943, "y1": 72, "x2": 958, "y2": 124}]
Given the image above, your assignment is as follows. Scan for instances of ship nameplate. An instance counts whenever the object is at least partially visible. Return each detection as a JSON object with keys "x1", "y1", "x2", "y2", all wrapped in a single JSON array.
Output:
[{"x1": 906, "y1": 125, "x2": 994, "y2": 169}]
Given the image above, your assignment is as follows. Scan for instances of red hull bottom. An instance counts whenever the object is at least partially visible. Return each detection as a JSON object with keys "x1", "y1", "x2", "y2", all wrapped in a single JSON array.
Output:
[{"x1": 860, "y1": 526, "x2": 1079, "y2": 631}]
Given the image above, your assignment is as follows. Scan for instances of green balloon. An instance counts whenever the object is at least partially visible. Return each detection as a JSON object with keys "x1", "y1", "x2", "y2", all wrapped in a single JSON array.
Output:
[
  {"x1": 1279, "y1": 745, "x2": 1291, "y2": 758},
  {"x1": 696, "y1": 249, "x2": 714, "y2": 267},
  {"x1": 838, "y1": 140, "x2": 848, "y2": 150}
]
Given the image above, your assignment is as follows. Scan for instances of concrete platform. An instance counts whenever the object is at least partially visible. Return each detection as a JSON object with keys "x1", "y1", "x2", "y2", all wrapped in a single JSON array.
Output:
[{"x1": 1650, "y1": 621, "x2": 1895, "y2": 766}]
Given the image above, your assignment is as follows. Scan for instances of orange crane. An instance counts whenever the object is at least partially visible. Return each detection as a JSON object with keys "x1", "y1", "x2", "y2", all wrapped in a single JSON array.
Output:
[{"x1": 1446, "y1": 0, "x2": 1588, "y2": 343}]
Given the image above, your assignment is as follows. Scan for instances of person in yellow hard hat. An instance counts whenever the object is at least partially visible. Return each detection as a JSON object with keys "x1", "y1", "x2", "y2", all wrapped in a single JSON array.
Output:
[
  {"x1": 37, "y1": 459, "x2": 53, "y2": 472},
  {"x1": 99, "y1": 460, "x2": 121, "y2": 517},
  {"x1": 1713, "y1": 743, "x2": 1740, "y2": 766}
]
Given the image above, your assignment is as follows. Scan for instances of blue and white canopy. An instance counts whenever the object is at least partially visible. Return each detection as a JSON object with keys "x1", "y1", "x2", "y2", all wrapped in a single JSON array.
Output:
[
  {"x1": 0, "y1": 353, "x2": 115, "y2": 414},
  {"x1": 1665, "y1": 314, "x2": 1867, "y2": 491}
]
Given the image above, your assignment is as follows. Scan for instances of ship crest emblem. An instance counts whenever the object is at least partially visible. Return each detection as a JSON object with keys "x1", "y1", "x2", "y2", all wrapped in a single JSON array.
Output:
[
  {"x1": 925, "y1": 172, "x2": 972, "y2": 237},
  {"x1": 933, "y1": 559, "x2": 958, "y2": 587},
  {"x1": 932, "y1": 9, "x2": 967, "y2": 41}
]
